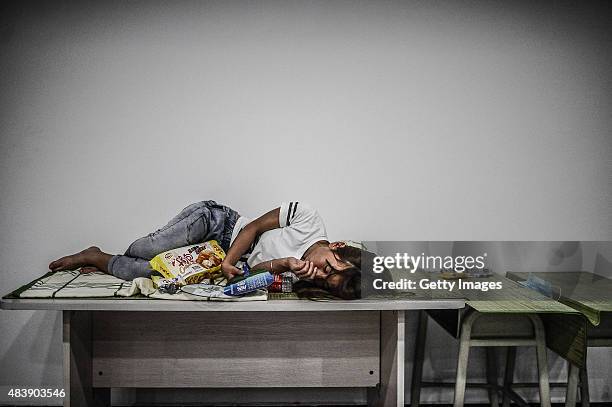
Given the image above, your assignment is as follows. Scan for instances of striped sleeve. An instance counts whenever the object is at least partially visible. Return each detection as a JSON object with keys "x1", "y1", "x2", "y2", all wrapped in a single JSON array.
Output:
[{"x1": 279, "y1": 201, "x2": 313, "y2": 227}]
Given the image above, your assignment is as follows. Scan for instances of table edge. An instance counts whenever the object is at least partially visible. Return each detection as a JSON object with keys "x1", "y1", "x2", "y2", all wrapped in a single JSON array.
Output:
[{"x1": 1, "y1": 297, "x2": 466, "y2": 311}]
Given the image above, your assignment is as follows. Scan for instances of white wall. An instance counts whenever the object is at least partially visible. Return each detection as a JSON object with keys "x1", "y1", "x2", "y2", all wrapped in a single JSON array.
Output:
[{"x1": 1, "y1": 1, "x2": 611, "y2": 405}]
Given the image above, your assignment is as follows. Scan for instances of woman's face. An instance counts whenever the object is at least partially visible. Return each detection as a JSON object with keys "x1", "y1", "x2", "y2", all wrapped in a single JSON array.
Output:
[
  {"x1": 313, "y1": 272, "x2": 344, "y2": 290},
  {"x1": 308, "y1": 245, "x2": 353, "y2": 278},
  {"x1": 313, "y1": 271, "x2": 357, "y2": 299}
]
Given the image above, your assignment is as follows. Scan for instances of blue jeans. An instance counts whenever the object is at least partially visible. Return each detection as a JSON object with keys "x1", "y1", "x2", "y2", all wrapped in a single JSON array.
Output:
[{"x1": 108, "y1": 200, "x2": 239, "y2": 280}]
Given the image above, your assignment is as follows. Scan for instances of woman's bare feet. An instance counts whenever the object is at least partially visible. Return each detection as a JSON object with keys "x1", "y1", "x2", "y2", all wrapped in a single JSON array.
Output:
[{"x1": 49, "y1": 246, "x2": 111, "y2": 273}]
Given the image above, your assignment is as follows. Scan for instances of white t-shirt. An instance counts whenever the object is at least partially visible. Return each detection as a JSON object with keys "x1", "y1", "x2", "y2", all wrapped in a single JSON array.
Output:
[{"x1": 229, "y1": 202, "x2": 328, "y2": 267}]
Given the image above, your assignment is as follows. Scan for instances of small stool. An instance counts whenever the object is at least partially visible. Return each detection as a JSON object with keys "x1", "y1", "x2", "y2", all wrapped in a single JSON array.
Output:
[
  {"x1": 411, "y1": 309, "x2": 551, "y2": 407},
  {"x1": 503, "y1": 349, "x2": 588, "y2": 407}
]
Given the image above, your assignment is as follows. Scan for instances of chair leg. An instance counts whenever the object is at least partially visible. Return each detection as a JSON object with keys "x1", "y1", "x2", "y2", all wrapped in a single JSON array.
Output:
[
  {"x1": 453, "y1": 336, "x2": 470, "y2": 407},
  {"x1": 579, "y1": 366, "x2": 590, "y2": 407},
  {"x1": 502, "y1": 347, "x2": 516, "y2": 407},
  {"x1": 410, "y1": 311, "x2": 428, "y2": 407},
  {"x1": 453, "y1": 312, "x2": 478, "y2": 407},
  {"x1": 532, "y1": 315, "x2": 551, "y2": 407},
  {"x1": 486, "y1": 348, "x2": 500, "y2": 407},
  {"x1": 566, "y1": 362, "x2": 580, "y2": 407}
]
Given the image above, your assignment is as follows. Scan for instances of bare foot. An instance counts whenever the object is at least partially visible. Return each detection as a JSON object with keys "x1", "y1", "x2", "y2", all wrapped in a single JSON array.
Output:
[
  {"x1": 49, "y1": 246, "x2": 103, "y2": 272},
  {"x1": 79, "y1": 266, "x2": 100, "y2": 274}
]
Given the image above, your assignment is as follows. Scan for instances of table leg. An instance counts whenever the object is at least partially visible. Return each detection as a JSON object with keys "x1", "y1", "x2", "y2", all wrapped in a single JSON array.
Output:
[
  {"x1": 370, "y1": 310, "x2": 405, "y2": 407},
  {"x1": 531, "y1": 314, "x2": 551, "y2": 407},
  {"x1": 63, "y1": 311, "x2": 110, "y2": 407},
  {"x1": 579, "y1": 366, "x2": 590, "y2": 407},
  {"x1": 501, "y1": 347, "x2": 516, "y2": 407},
  {"x1": 486, "y1": 348, "x2": 500, "y2": 407},
  {"x1": 410, "y1": 310, "x2": 428, "y2": 407}
]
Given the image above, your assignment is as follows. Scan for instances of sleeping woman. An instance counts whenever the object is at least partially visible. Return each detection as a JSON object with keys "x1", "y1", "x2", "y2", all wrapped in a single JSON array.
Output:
[{"x1": 48, "y1": 201, "x2": 363, "y2": 299}]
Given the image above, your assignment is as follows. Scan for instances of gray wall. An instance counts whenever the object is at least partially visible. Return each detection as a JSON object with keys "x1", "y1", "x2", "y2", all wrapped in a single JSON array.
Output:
[{"x1": 1, "y1": 1, "x2": 611, "y2": 405}]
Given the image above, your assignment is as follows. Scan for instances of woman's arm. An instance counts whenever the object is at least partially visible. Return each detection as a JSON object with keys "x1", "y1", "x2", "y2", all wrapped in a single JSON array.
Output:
[
  {"x1": 250, "y1": 257, "x2": 316, "y2": 277},
  {"x1": 221, "y1": 207, "x2": 281, "y2": 279}
]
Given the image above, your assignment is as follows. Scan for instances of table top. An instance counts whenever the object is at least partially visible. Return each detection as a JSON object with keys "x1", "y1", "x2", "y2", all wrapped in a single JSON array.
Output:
[
  {"x1": 506, "y1": 271, "x2": 612, "y2": 325},
  {"x1": 0, "y1": 269, "x2": 466, "y2": 312},
  {"x1": 403, "y1": 273, "x2": 577, "y2": 314},
  {"x1": 0, "y1": 296, "x2": 465, "y2": 312},
  {"x1": 2, "y1": 273, "x2": 579, "y2": 313}
]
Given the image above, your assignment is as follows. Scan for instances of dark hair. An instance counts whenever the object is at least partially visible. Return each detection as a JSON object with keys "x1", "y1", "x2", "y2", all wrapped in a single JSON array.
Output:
[
  {"x1": 293, "y1": 245, "x2": 372, "y2": 300},
  {"x1": 293, "y1": 268, "x2": 361, "y2": 300},
  {"x1": 335, "y1": 244, "x2": 363, "y2": 267}
]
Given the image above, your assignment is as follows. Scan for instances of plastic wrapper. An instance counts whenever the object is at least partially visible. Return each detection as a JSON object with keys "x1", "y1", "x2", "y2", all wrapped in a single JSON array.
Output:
[{"x1": 149, "y1": 240, "x2": 225, "y2": 292}]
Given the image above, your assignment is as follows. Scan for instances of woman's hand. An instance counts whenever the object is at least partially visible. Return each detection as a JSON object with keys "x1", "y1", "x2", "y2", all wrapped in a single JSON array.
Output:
[
  {"x1": 287, "y1": 258, "x2": 319, "y2": 280},
  {"x1": 221, "y1": 261, "x2": 242, "y2": 281}
]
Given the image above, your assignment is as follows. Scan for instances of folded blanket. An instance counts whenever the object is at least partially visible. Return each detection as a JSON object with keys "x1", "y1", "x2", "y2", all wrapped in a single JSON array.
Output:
[{"x1": 15, "y1": 270, "x2": 267, "y2": 301}]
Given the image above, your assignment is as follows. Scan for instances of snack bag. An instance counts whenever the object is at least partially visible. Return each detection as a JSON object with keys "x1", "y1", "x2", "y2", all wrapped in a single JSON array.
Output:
[{"x1": 149, "y1": 240, "x2": 226, "y2": 290}]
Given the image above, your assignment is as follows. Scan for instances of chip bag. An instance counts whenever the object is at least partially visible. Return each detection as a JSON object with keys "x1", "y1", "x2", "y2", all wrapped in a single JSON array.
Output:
[{"x1": 149, "y1": 240, "x2": 226, "y2": 290}]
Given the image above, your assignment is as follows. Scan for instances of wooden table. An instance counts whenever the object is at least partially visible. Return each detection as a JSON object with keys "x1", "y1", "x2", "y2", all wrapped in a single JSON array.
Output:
[
  {"x1": 1, "y1": 296, "x2": 465, "y2": 407},
  {"x1": 506, "y1": 271, "x2": 612, "y2": 407}
]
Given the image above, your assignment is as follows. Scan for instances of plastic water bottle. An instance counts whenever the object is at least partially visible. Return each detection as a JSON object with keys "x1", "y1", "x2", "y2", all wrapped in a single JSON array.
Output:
[{"x1": 223, "y1": 272, "x2": 274, "y2": 296}]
